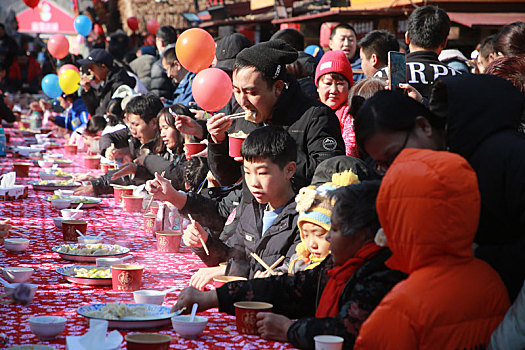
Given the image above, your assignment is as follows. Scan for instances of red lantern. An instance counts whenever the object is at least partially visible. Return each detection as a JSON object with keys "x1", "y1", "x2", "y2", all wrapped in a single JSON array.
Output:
[
  {"x1": 47, "y1": 34, "x2": 69, "y2": 60},
  {"x1": 127, "y1": 17, "x2": 139, "y2": 31},
  {"x1": 23, "y1": 0, "x2": 39, "y2": 9},
  {"x1": 176, "y1": 28, "x2": 215, "y2": 73},
  {"x1": 146, "y1": 19, "x2": 160, "y2": 35}
]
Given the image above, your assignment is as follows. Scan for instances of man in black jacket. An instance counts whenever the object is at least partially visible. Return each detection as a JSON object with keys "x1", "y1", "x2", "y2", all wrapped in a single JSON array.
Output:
[
  {"x1": 79, "y1": 49, "x2": 136, "y2": 116},
  {"x1": 403, "y1": 5, "x2": 461, "y2": 99}
]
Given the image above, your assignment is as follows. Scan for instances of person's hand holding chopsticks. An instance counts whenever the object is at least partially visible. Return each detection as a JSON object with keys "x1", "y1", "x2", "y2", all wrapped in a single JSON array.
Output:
[
  {"x1": 145, "y1": 172, "x2": 177, "y2": 203},
  {"x1": 110, "y1": 161, "x2": 138, "y2": 180},
  {"x1": 207, "y1": 113, "x2": 232, "y2": 143},
  {"x1": 182, "y1": 217, "x2": 209, "y2": 250},
  {"x1": 173, "y1": 113, "x2": 204, "y2": 139}
]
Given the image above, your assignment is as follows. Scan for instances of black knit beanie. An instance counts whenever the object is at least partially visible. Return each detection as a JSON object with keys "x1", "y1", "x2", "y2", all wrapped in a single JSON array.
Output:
[{"x1": 235, "y1": 39, "x2": 298, "y2": 80}]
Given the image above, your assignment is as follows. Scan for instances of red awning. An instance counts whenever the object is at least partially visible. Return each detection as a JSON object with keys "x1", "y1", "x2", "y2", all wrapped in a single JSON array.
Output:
[
  {"x1": 16, "y1": 0, "x2": 76, "y2": 34},
  {"x1": 448, "y1": 12, "x2": 525, "y2": 28}
]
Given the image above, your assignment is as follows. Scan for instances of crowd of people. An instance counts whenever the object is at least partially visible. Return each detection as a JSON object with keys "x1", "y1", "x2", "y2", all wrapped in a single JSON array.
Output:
[{"x1": 1, "y1": 4, "x2": 525, "y2": 349}]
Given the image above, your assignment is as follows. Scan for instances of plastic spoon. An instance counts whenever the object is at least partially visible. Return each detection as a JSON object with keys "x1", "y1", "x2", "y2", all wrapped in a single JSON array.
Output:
[
  {"x1": 116, "y1": 255, "x2": 132, "y2": 263},
  {"x1": 76, "y1": 229, "x2": 86, "y2": 238},
  {"x1": 75, "y1": 202, "x2": 83, "y2": 210},
  {"x1": 0, "y1": 276, "x2": 14, "y2": 288},
  {"x1": 162, "y1": 287, "x2": 177, "y2": 294},
  {"x1": 190, "y1": 303, "x2": 198, "y2": 322},
  {"x1": 172, "y1": 306, "x2": 187, "y2": 316}
]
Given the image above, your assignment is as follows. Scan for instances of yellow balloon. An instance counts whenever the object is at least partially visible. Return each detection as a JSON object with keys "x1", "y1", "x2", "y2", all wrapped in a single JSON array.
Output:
[{"x1": 59, "y1": 69, "x2": 80, "y2": 95}]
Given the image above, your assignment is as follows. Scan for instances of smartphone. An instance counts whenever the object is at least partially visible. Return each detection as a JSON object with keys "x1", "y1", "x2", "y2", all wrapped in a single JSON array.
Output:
[{"x1": 388, "y1": 51, "x2": 406, "y2": 91}]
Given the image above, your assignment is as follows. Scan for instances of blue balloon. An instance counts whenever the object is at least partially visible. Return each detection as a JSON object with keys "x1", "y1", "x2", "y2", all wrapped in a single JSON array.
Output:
[
  {"x1": 41, "y1": 74, "x2": 62, "y2": 99},
  {"x1": 74, "y1": 15, "x2": 92, "y2": 37}
]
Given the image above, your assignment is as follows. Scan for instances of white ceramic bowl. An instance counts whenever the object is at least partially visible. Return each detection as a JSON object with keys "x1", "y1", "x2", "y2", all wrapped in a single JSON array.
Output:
[
  {"x1": 78, "y1": 236, "x2": 102, "y2": 244},
  {"x1": 133, "y1": 290, "x2": 166, "y2": 305},
  {"x1": 29, "y1": 316, "x2": 67, "y2": 340},
  {"x1": 5, "y1": 283, "x2": 38, "y2": 301},
  {"x1": 171, "y1": 315, "x2": 208, "y2": 339},
  {"x1": 53, "y1": 217, "x2": 64, "y2": 228},
  {"x1": 51, "y1": 198, "x2": 72, "y2": 210},
  {"x1": 2, "y1": 267, "x2": 34, "y2": 283},
  {"x1": 37, "y1": 160, "x2": 53, "y2": 168},
  {"x1": 4, "y1": 238, "x2": 30, "y2": 253},
  {"x1": 60, "y1": 209, "x2": 84, "y2": 219},
  {"x1": 39, "y1": 172, "x2": 57, "y2": 181}
]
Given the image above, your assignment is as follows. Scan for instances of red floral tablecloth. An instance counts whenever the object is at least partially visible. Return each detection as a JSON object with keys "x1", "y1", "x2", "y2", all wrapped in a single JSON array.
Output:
[{"x1": 0, "y1": 130, "x2": 297, "y2": 349}]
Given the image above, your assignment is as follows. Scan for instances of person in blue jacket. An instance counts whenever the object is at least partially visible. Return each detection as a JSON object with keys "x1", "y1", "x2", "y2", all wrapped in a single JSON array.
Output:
[{"x1": 51, "y1": 92, "x2": 89, "y2": 132}]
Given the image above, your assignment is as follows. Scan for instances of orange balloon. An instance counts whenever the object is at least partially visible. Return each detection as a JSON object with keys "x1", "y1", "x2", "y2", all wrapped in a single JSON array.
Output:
[{"x1": 176, "y1": 28, "x2": 215, "y2": 73}]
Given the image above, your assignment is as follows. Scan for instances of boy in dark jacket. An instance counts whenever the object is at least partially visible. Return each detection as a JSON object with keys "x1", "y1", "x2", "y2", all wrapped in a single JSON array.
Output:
[{"x1": 178, "y1": 126, "x2": 301, "y2": 287}]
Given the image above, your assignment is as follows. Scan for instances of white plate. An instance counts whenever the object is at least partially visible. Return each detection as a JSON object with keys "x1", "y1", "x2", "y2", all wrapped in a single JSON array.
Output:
[
  {"x1": 29, "y1": 180, "x2": 81, "y2": 191},
  {"x1": 43, "y1": 195, "x2": 101, "y2": 208},
  {"x1": 56, "y1": 266, "x2": 112, "y2": 286},
  {"x1": 77, "y1": 303, "x2": 175, "y2": 329},
  {"x1": 52, "y1": 244, "x2": 130, "y2": 262}
]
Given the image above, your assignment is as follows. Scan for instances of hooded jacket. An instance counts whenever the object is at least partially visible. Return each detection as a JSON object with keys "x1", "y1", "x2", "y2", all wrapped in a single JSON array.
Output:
[
  {"x1": 355, "y1": 149, "x2": 510, "y2": 350},
  {"x1": 430, "y1": 74, "x2": 525, "y2": 300}
]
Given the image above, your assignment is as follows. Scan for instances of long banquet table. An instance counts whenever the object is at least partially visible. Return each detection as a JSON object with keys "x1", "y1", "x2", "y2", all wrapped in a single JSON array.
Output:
[{"x1": 0, "y1": 129, "x2": 297, "y2": 349}]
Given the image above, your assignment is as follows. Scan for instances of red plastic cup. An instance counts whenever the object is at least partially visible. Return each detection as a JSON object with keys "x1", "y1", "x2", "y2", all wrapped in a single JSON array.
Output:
[
  {"x1": 149, "y1": 202, "x2": 160, "y2": 215},
  {"x1": 113, "y1": 186, "x2": 134, "y2": 204},
  {"x1": 234, "y1": 301, "x2": 273, "y2": 334},
  {"x1": 156, "y1": 231, "x2": 182, "y2": 253},
  {"x1": 12, "y1": 162, "x2": 32, "y2": 178},
  {"x1": 84, "y1": 155, "x2": 101, "y2": 169},
  {"x1": 62, "y1": 220, "x2": 88, "y2": 242},
  {"x1": 64, "y1": 144, "x2": 78, "y2": 155},
  {"x1": 228, "y1": 136, "x2": 246, "y2": 158},
  {"x1": 111, "y1": 264, "x2": 144, "y2": 291},
  {"x1": 144, "y1": 213, "x2": 157, "y2": 236},
  {"x1": 184, "y1": 143, "x2": 206, "y2": 160},
  {"x1": 122, "y1": 195, "x2": 144, "y2": 213},
  {"x1": 101, "y1": 163, "x2": 117, "y2": 173}
]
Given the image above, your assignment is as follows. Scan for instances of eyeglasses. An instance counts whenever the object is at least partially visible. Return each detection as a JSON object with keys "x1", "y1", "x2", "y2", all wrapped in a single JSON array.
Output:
[{"x1": 374, "y1": 130, "x2": 411, "y2": 176}]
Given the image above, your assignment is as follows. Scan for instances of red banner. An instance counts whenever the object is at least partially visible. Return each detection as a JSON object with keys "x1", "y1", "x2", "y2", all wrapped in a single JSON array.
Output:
[{"x1": 17, "y1": 0, "x2": 76, "y2": 34}]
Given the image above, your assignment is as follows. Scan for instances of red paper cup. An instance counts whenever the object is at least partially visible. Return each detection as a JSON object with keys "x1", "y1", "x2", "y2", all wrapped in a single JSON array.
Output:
[
  {"x1": 228, "y1": 136, "x2": 246, "y2": 158},
  {"x1": 62, "y1": 220, "x2": 88, "y2": 242},
  {"x1": 144, "y1": 213, "x2": 156, "y2": 236},
  {"x1": 156, "y1": 231, "x2": 182, "y2": 253},
  {"x1": 64, "y1": 144, "x2": 78, "y2": 155},
  {"x1": 184, "y1": 143, "x2": 206, "y2": 160},
  {"x1": 84, "y1": 155, "x2": 101, "y2": 169},
  {"x1": 13, "y1": 162, "x2": 32, "y2": 177},
  {"x1": 213, "y1": 275, "x2": 247, "y2": 289},
  {"x1": 234, "y1": 301, "x2": 273, "y2": 334},
  {"x1": 149, "y1": 202, "x2": 160, "y2": 215},
  {"x1": 122, "y1": 195, "x2": 144, "y2": 213},
  {"x1": 101, "y1": 163, "x2": 117, "y2": 173},
  {"x1": 113, "y1": 186, "x2": 134, "y2": 204},
  {"x1": 21, "y1": 121, "x2": 30, "y2": 129},
  {"x1": 111, "y1": 264, "x2": 144, "y2": 291}
]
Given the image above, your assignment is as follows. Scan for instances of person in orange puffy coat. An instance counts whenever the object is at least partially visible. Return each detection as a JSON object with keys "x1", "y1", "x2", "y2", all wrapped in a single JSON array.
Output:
[{"x1": 354, "y1": 148, "x2": 510, "y2": 350}]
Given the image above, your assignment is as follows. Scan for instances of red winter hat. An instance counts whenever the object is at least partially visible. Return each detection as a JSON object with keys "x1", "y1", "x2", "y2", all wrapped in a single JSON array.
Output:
[{"x1": 314, "y1": 50, "x2": 353, "y2": 87}]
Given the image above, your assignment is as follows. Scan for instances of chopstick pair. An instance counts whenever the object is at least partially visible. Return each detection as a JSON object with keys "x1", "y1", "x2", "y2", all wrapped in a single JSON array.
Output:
[
  {"x1": 188, "y1": 214, "x2": 209, "y2": 256},
  {"x1": 9, "y1": 227, "x2": 30, "y2": 239},
  {"x1": 250, "y1": 253, "x2": 285, "y2": 276},
  {"x1": 145, "y1": 171, "x2": 166, "y2": 212}
]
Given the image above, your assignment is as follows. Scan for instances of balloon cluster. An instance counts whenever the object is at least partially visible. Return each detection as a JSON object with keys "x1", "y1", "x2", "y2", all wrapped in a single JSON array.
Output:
[
  {"x1": 41, "y1": 66, "x2": 81, "y2": 98},
  {"x1": 176, "y1": 28, "x2": 232, "y2": 112}
]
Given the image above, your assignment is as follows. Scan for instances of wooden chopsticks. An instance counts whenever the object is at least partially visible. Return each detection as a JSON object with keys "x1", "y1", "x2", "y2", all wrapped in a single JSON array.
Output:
[
  {"x1": 145, "y1": 171, "x2": 165, "y2": 213},
  {"x1": 9, "y1": 228, "x2": 30, "y2": 239},
  {"x1": 188, "y1": 214, "x2": 209, "y2": 256},
  {"x1": 250, "y1": 253, "x2": 285, "y2": 276}
]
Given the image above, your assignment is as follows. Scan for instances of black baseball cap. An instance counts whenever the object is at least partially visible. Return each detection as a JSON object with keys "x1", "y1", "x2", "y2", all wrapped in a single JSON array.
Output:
[
  {"x1": 78, "y1": 49, "x2": 114, "y2": 68},
  {"x1": 215, "y1": 33, "x2": 252, "y2": 72}
]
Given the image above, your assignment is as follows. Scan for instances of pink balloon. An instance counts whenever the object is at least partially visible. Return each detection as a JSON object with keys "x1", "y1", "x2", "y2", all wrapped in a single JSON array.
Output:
[
  {"x1": 146, "y1": 19, "x2": 160, "y2": 35},
  {"x1": 58, "y1": 64, "x2": 79, "y2": 76},
  {"x1": 192, "y1": 68, "x2": 232, "y2": 112},
  {"x1": 48, "y1": 34, "x2": 69, "y2": 59}
]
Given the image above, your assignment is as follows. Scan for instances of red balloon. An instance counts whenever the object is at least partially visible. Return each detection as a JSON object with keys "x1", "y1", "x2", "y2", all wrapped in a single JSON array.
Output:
[
  {"x1": 176, "y1": 28, "x2": 215, "y2": 73},
  {"x1": 94, "y1": 23, "x2": 105, "y2": 36},
  {"x1": 47, "y1": 34, "x2": 69, "y2": 59},
  {"x1": 146, "y1": 19, "x2": 160, "y2": 35},
  {"x1": 192, "y1": 68, "x2": 232, "y2": 112},
  {"x1": 127, "y1": 16, "x2": 139, "y2": 31},
  {"x1": 23, "y1": 0, "x2": 39, "y2": 9},
  {"x1": 58, "y1": 64, "x2": 79, "y2": 76}
]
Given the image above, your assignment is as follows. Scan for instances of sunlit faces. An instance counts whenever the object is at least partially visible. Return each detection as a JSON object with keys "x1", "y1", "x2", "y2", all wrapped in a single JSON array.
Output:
[
  {"x1": 125, "y1": 112, "x2": 158, "y2": 145},
  {"x1": 301, "y1": 222, "x2": 330, "y2": 260},
  {"x1": 232, "y1": 67, "x2": 284, "y2": 124},
  {"x1": 161, "y1": 58, "x2": 185, "y2": 83},
  {"x1": 159, "y1": 114, "x2": 179, "y2": 149},
  {"x1": 326, "y1": 217, "x2": 367, "y2": 266},
  {"x1": 329, "y1": 28, "x2": 357, "y2": 61},
  {"x1": 243, "y1": 158, "x2": 295, "y2": 210},
  {"x1": 88, "y1": 63, "x2": 108, "y2": 83},
  {"x1": 317, "y1": 73, "x2": 350, "y2": 110},
  {"x1": 359, "y1": 50, "x2": 378, "y2": 78}
]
